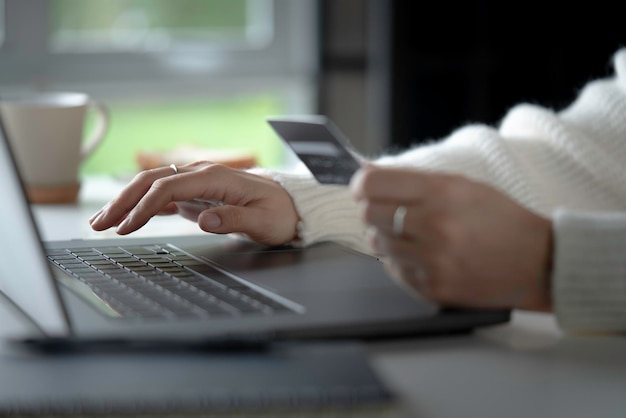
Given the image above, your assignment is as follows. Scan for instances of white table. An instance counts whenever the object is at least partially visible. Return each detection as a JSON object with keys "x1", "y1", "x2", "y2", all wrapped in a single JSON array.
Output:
[{"x1": 7, "y1": 177, "x2": 626, "y2": 417}]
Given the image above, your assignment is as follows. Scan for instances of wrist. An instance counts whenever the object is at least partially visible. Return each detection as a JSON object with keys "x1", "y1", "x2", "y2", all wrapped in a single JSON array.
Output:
[{"x1": 526, "y1": 215, "x2": 554, "y2": 312}]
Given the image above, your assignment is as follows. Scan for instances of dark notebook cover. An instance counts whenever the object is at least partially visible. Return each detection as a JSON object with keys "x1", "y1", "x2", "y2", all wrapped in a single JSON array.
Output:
[{"x1": 0, "y1": 341, "x2": 397, "y2": 416}]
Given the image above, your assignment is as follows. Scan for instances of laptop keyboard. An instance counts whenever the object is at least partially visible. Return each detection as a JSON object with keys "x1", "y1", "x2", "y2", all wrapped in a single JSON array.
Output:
[{"x1": 46, "y1": 244, "x2": 292, "y2": 320}]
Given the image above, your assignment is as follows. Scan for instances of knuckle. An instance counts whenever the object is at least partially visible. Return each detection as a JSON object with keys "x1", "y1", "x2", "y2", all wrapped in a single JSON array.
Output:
[
  {"x1": 434, "y1": 176, "x2": 459, "y2": 198},
  {"x1": 424, "y1": 210, "x2": 463, "y2": 246},
  {"x1": 199, "y1": 163, "x2": 229, "y2": 175},
  {"x1": 133, "y1": 169, "x2": 157, "y2": 184},
  {"x1": 186, "y1": 160, "x2": 213, "y2": 169},
  {"x1": 150, "y1": 176, "x2": 172, "y2": 192},
  {"x1": 436, "y1": 173, "x2": 468, "y2": 194}
]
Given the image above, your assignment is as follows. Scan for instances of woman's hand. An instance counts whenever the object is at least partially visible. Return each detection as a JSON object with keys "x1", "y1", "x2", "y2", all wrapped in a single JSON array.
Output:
[
  {"x1": 350, "y1": 165, "x2": 553, "y2": 311},
  {"x1": 89, "y1": 161, "x2": 300, "y2": 246}
]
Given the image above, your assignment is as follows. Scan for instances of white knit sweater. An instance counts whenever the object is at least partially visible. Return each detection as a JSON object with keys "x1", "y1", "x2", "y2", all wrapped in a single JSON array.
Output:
[{"x1": 267, "y1": 49, "x2": 626, "y2": 333}]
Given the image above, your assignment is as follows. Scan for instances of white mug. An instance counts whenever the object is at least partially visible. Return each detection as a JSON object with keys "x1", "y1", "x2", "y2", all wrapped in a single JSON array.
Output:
[{"x1": 0, "y1": 92, "x2": 109, "y2": 203}]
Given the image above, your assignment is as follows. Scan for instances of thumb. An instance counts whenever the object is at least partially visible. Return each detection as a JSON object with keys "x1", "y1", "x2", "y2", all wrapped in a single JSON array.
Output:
[{"x1": 197, "y1": 205, "x2": 295, "y2": 246}]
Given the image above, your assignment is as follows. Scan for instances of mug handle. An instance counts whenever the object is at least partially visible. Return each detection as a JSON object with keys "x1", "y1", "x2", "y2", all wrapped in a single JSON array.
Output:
[{"x1": 80, "y1": 101, "x2": 109, "y2": 161}]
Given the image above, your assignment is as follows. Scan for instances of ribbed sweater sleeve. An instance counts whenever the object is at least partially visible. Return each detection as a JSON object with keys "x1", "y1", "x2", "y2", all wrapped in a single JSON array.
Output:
[
  {"x1": 553, "y1": 209, "x2": 626, "y2": 332},
  {"x1": 269, "y1": 171, "x2": 369, "y2": 253}
]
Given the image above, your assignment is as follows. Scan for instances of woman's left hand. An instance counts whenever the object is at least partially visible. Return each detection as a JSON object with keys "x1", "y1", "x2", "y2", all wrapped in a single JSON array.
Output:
[{"x1": 350, "y1": 165, "x2": 553, "y2": 311}]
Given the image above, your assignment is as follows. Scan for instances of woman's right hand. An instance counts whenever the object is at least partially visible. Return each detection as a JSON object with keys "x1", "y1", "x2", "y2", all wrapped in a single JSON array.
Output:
[{"x1": 89, "y1": 161, "x2": 301, "y2": 246}]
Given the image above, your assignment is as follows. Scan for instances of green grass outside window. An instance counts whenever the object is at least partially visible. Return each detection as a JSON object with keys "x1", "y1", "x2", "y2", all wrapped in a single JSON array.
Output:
[{"x1": 81, "y1": 94, "x2": 286, "y2": 177}]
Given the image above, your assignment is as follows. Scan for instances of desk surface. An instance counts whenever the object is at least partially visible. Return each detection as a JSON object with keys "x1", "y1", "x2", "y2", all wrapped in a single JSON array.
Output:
[{"x1": 7, "y1": 177, "x2": 626, "y2": 417}]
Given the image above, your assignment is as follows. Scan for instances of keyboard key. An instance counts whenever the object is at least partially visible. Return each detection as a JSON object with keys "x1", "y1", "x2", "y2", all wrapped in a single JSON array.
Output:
[{"x1": 47, "y1": 245, "x2": 292, "y2": 320}]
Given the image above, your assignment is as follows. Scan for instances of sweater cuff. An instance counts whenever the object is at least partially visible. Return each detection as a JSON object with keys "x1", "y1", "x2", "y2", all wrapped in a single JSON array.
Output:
[
  {"x1": 253, "y1": 169, "x2": 371, "y2": 254},
  {"x1": 553, "y1": 208, "x2": 626, "y2": 333}
]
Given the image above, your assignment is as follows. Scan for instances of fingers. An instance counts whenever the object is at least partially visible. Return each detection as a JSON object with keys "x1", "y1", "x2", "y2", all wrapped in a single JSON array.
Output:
[
  {"x1": 115, "y1": 168, "x2": 234, "y2": 235},
  {"x1": 351, "y1": 165, "x2": 437, "y2": 242},
  {"x1": 173, "y1": 200, "x2": 220, "y2": 222},
  {"x1": 359, "y1": 200, "x2": 424, "y2": 241},
  {"x1": 383, "y1": 259, "x2": 435, "y2": 302},
  {"x1": 366, "y1": 227, "x2": 420, "y2": 262},
  {"x1": 351, "y1": 165, "x2": 435, "y2": 202},
  {"x1": 89, "y1": 161, "x2": 301, "y2": 246},
  {"x1": 356, "y1": 166, "x2": 555, "y2": 311},
  {"x1": 197, "y1": 205, "x2": 295, "y2": 246},
  {"x1": 89, "y1": 165, "x2": 179, "y2": 230},
  {"x1": 90, "y1": 162, "x2": 226, "y2": 234},
  {"x1": 158, "y1": 202, "x2": 180, "y2": 216}
]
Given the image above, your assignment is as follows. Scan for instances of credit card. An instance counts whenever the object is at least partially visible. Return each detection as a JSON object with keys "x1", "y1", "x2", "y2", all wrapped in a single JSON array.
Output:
[{"x1": 267, "y1": 116, "x2": 362, "y2": 185}]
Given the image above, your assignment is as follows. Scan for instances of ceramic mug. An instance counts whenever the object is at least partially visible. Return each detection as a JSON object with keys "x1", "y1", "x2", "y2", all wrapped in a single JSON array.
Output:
[{"x1": 0, "y1": 92, "x2": 109, "y2": 203}]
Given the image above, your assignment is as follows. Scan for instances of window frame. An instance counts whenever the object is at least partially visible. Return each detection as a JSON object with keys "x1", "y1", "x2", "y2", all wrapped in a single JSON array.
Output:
[
  {"x1": 0, "y1": 0, "x2": 319, "y2": 111},
  {"x1": 0, "y1": 1, "x2": 4, "y2": 47}
]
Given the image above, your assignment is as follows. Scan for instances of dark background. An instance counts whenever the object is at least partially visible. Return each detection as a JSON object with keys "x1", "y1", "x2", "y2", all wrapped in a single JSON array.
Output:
[
  {"x1": 387, "y1": 1, "x2": 625, "y2": 147},
  {"x1": 318, "y1": 0, "x2": 626, "y2": 151}
]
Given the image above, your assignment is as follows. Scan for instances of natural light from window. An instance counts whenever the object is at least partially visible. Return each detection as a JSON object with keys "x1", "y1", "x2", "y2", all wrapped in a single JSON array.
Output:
[
  {"x1": 81, "y1": 95, "x2": 286, "y2": 177},
  {"x1": 49, "y1": 0, "x2": 273, "y2": 52},
  {"x1": 0, "y1": 0, "x2": 316, "y2": 177}
]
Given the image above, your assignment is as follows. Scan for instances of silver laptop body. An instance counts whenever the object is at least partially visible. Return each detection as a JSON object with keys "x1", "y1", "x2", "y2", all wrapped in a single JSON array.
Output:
[{"x1": 0, "y1": 113, "x2": 509, "y2": 343}]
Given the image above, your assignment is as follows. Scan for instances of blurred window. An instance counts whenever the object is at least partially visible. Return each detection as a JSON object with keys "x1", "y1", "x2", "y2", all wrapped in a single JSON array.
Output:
[
  {"x1": 0, "y1": 0, "x2": 4, "y2": 47},
  {"x1": 0, "y1": 0, "x2": 317, "y2": 176},
  {"x1": 49, "y1": 0, "x2": 272, "y2": 52}
]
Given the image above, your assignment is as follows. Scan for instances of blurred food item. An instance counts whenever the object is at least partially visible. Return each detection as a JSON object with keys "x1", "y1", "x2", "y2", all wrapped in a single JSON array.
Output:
[{"x1": 136, "y1": 146, "x2": 257, "y2": 170}]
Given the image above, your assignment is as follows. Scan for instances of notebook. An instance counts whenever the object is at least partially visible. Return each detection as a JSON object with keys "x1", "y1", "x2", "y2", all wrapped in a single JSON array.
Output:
[
  {"x1": 0, "y1": 110, "x2": 510, "y2": 344},
  {"x1": 0, "y1": 340, "x2": 399, "y2": 416}
]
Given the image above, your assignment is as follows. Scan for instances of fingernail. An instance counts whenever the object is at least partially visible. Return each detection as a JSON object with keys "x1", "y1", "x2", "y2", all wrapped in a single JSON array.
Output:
[
  {"x1": 116, "y1": 217, "x2": 132, "y2": 234},
  {"x1": 89, "y1": 210, "x2": 103, "y2": 224},
  {"x1": 202, "y1": 212, "x2": 221, "y2": 229}
]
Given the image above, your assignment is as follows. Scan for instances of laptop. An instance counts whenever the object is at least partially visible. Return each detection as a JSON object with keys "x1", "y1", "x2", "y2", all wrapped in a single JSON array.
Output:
[{"x1": 0, "y1": 113, "x2": 509, "y2": 345}]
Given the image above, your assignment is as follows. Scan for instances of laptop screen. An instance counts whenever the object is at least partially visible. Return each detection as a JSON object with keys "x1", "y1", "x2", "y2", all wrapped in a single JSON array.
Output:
[{"x1": 0, "y1": 108, "x2": 70, "y2": 337}]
